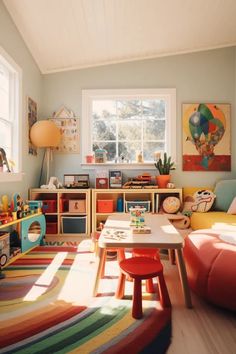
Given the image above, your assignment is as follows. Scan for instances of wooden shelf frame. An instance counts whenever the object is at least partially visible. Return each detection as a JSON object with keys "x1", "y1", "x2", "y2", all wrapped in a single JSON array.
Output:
[{"x1": 29, "y1": 189, "x2": 91, "y2": 238}]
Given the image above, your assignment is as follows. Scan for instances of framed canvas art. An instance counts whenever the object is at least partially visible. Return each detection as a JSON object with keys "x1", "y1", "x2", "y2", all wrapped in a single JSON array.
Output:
[
  {"x1": 28, "y1": 97, "x2": 37, "y2": 156},
  {"x1": 182, "y1": 103, "x2": 231, "y2": 171}
]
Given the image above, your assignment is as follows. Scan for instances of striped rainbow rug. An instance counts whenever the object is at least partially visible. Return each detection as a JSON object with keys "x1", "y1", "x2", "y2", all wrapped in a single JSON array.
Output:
[{"x1": 0, "y1": 244, "x2": 171, "y2": 354}]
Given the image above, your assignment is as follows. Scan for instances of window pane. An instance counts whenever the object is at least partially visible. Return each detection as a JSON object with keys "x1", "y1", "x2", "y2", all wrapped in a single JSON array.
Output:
[
  {"x1": 92, "y1": 100, "x2": 116, "y2": 120},
  {"x1": 93, "y1": 120, "x2": 116, "y2": 141},
  {"x1": 117, "y1": 100, "x2": 141, "y2": 120},
  {"x1": 143, "y1": 142, "x2": 165, "y2": 161},
  {"x1": 93, "y1": 142, "x2": 116, "y2": 161},
  {"x1": 142, "y1": 99, "x2": 165, "y2": 118},
  {"x1": 118, "y1": 121, "x2": 141, "y2": 140},
  {"x1": 85, "y1": 89, "x2": 176, "y2": 164},
  {"x1": 0, "y1": 120, "x2": 11, "y2": 153},
  {"x1": 0, "y1": 65, "x2": 10, "y2": 120},
  {"x1": 118, "y1": 141, "x2": 141, "y2": 162},
  {"x1": 144, "y1": 119, "x2": 165, "y2": 140}
]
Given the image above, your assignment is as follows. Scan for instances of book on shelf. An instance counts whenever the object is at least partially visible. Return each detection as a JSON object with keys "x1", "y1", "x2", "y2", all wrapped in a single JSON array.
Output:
[{"x1": 155, "y1": 193, "x2": 159, "y2": 213}]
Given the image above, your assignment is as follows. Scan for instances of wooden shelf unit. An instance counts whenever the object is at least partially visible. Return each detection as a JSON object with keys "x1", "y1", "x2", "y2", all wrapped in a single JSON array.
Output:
[
  {"x1": 91, "y1": 188, "x2": 182, "y2": 232},
  {"x1": 29, "y1": 189, "x2": 91, "y2": 240},
  {"x1": 0, "y1": 212, "x2": 45, "y2": 268}
]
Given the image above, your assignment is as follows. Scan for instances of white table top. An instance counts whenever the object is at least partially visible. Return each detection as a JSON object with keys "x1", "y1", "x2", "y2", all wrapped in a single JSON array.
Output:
[{"x1": 98, "y1": 214, "x2": 184, "y2": 250}]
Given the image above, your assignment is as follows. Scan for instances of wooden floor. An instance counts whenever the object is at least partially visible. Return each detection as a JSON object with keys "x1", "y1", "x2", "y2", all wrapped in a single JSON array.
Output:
[
  {"x1": 163, "y1": 259, "x2": 236, "y2": 354},
  {"x1": 45, "y1": 239, "x2": 236, "y2": 353}
]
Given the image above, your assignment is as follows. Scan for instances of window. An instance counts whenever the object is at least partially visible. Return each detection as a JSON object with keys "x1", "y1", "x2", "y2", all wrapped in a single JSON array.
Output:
[
  {"x1": 82, "y1": 89, "x2": 176, "y2": 166},
  {"x1": 0, "y1": 46, "x2": 22, "y2": 181}
]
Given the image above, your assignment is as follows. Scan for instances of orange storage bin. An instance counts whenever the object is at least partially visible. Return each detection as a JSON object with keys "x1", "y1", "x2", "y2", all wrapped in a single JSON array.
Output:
[{"x1": 97, "y1": 200, "x2": 113, "y2": 213}]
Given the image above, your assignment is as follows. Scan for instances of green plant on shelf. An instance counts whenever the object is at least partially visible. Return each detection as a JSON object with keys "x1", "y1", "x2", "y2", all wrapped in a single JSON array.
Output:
[{"x1": 154, "y1": 153, "x2": 175, "y2": 175}]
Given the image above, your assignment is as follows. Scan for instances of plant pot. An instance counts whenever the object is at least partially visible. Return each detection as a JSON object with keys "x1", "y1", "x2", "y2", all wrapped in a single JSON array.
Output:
[{"x1": 156, "y1": 175, "x2": 170, "y2": 188}]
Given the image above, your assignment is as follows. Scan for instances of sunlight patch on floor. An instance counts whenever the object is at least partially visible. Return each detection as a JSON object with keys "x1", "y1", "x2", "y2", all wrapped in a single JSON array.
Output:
[{"x1": 23, "y1": 252, "x2": 68, "y2": 301}]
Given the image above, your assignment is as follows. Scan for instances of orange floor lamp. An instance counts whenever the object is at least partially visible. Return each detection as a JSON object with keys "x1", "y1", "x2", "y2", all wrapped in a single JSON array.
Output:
[{"x1": 30, "y1": 120, "x2": 61, "y2": 185}]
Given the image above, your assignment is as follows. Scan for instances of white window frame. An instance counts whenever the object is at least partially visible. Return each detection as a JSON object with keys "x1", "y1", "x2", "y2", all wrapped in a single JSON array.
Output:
[
  {"x1": 0, "y1": 46, "x2": 22, "y2": 182},
  {"x1": 82, "y1": 88, "x2": 176, "y2": 169}
]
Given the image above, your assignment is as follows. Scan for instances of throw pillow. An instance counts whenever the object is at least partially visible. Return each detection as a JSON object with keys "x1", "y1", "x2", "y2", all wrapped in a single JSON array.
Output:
[
  {"x1": 227, "y1": 197, "x2": 236, "y2": 214},
  {"x1": 162, "y1": 196, "x2": 181, "y2": 214},
  {"x1": 182, "y1": 189, "x2": 215, "y2": 213},
  {"x1": 214, "y1": 179, "x2": 236, "y2": 211},
  {"x1": 192, "y1": 190, "x2": 215, "y2": 212}
]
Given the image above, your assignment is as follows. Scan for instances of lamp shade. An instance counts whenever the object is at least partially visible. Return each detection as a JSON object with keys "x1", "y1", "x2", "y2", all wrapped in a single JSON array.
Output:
[{"x1": 30, "y1": 120, "x2": 61, "y2": 147}]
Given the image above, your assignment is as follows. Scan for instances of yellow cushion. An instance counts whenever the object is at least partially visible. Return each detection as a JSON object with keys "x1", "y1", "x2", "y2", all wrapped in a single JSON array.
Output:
[{"x1": 190, "y1": 211, "x2": 236, "y2": 230}]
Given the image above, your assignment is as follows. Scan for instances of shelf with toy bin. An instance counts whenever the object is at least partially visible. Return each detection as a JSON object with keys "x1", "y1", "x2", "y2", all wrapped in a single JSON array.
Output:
[
  {"x1": 91, "y1": 188, "x2": 183, "y2": 233},
  {"x1": 92, "y1": 189, "x2": 125, "y2": 232},
  {"x1": 0, "y1": 193, "x2": 46, "y2": 271},
  {"x1": 124, "y1": 190, "x2": 154, "y2": 213},
  {"x1": 29, "y1": 189, "x2": 91, "y2": 240}
]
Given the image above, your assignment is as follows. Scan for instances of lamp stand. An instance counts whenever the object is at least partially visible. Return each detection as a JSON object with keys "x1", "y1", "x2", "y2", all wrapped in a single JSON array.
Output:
[{"x1": 45, "y1": 147, "x2": 53, "y2": 185}]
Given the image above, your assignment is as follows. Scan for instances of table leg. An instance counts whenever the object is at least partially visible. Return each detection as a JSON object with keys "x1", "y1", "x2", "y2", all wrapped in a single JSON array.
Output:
[
  {"x1": 92, "y1": 247, "x2": 105, "y2": 297},
  {"x1": 175, "y1": 248, "x2": 193, "y2": 308}
]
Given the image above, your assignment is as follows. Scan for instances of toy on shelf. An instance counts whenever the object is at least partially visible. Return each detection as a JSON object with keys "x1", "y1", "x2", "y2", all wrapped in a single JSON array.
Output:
[
  {"x1": 1, "y1": 195, "x2": 9, "y2": 212},
  {"x1": 123, "y1": 173, "x2": 157, "y2": 189},
  {"x1": 41, "y1": 176, "x2": 63, "y2": 189},
  {"x1": 0, "y1": 148, "x2": 11, "y2": 172},
  {"x1": 0, "y1": 213, "x2": 13, "y2": 225},
  {"x1": 28, "y1": 200, "x2": 43, "y2": 213}
]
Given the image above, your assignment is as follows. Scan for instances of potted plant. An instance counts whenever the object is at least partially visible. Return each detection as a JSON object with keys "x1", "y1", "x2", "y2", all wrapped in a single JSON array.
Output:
[{"x1": 154, "y1": 152, "x2": 175, "y2": 188}]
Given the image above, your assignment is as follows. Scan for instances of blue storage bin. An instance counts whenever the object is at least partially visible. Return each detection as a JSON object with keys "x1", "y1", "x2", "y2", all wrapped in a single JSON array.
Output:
[{"x1": 61, "y1": 216, "x2": 87, "y2": 234}]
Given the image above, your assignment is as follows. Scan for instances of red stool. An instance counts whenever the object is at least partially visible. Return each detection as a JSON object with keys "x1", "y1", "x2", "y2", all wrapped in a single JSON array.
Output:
[
  {"x1": 116, "y1": 256, "x2": 171, "y2": 319},
  {"x1": 132, "y1": 248, "x2": 160, "y2": 293}
]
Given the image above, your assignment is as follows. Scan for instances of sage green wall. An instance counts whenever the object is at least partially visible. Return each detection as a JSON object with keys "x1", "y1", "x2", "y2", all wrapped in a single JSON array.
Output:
[
  {"x1": 0, "y1": 1, "x2": 43, "y2": 199},
  {"x1": 42, "y1": 47, "x2": 236, "y2": 188}
]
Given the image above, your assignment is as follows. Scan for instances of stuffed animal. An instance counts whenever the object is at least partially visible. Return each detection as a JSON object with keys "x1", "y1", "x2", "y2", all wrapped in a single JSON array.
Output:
[{"x1": 41, "y1": 177, "x2": 63, "y2": 189}]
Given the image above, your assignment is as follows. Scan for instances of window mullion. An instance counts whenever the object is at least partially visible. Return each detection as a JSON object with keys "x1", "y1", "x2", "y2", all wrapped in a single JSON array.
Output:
[{"x1": 116, "y1": 100, "x2": 119, "y2": 159}]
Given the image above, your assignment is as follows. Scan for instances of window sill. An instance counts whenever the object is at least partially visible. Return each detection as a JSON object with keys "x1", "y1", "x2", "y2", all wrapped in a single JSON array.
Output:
[
  {"x1": 81, "y1": 163, "x2": 156, "y2": 170},
  {"x1": 0, "y1": 172, "x2": 24, "y2": 182}
]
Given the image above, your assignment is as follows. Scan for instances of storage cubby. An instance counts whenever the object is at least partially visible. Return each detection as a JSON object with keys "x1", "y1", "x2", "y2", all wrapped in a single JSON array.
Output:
[
  {"x1": 45, "y1": 215, "x2": 58, "y2": 234},
  {"x1": 29, "y1": 189, "x2": 91, "y2": 240},
  {"x1": 92, "y1": 188, "x2": 182, "y2": 232}
]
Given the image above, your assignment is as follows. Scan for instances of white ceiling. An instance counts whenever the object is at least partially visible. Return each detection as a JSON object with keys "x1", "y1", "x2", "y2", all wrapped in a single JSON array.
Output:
[{"x1": 3, "y1": 0, "x2": 236, "y2": 74}]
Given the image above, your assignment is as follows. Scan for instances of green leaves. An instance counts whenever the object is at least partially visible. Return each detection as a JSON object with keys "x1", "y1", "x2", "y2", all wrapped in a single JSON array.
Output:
[{"x1": 154, "y1": 152, "x2": 175, "y2": 175}]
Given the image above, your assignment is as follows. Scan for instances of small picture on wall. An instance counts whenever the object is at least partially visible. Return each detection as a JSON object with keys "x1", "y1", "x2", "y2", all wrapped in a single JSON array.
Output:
[
  {"x1": 182, "y1": 103, "x2": 231, "y2": 171},
  {"x1": 50, "y1": 118, "x2": 79, "y2": 153},
  {"x1": 28, "y1": 97, "x2": 37, "y2": 156}
]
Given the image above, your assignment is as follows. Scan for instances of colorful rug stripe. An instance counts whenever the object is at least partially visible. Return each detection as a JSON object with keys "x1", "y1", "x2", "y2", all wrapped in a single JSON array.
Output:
[{"x1": 0, "y1": 246, "x2": 171, "y2": 353}]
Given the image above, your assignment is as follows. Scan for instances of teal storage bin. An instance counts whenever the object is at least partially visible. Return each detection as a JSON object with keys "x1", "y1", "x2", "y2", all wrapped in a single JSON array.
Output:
[{"x1": 61, "y1": 216, "x2": 86, "y2": 234}]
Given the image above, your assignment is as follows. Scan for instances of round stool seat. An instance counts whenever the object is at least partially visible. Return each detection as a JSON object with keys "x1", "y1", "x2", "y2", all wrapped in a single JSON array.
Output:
[
  {"x1": 119, "y1": 257, "x2": 163, "y2": 279},
  {"x1": 117, "y1": 256, "x2": 171, "y2": 319}
]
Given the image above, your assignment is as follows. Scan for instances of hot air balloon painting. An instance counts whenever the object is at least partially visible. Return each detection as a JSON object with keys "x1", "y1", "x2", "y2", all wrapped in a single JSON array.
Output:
[{"x1": 182, "y1": 103, "x2": 231, "y2": 171}]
